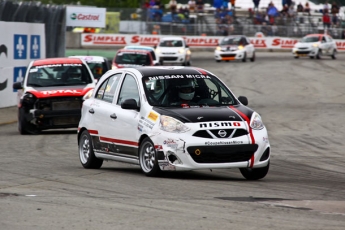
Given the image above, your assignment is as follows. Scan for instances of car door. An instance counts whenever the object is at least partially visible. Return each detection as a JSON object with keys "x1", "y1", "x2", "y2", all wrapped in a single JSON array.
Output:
[
  {"x1": 320, "y1": 35, "x2": 330, "y2": 54},
  {"x1": 105, "y1": 72, "x2": 141, "y2": 158},
  {"x1": 244, "y1": 37, "x2": 253, "y2": 57},
  {"x1": 90, "y1": 72, "x2": 122, "y2": 154}
]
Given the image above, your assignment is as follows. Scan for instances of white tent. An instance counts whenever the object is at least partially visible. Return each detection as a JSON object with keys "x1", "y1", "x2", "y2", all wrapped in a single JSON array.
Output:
[{"x1": 234, "y1": 0, "x2": 325, "y2": 11}]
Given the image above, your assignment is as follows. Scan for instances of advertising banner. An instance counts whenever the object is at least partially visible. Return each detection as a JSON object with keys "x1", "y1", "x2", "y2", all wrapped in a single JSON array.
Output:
[
  {"x1": 66, "y1": 6, "x2": 106, "y2": 28},
  {"x1": 81, "y1": 33, "x2": 345, "y2": 50},
  {"x1": 0, "y1": 22, "x2": 46, "y2": 108}
]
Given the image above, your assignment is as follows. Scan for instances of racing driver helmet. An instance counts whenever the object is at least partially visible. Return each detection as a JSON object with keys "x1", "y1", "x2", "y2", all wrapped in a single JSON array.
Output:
[{"x1": 178, "y1": 79, "x2": 195, "y2": 101}]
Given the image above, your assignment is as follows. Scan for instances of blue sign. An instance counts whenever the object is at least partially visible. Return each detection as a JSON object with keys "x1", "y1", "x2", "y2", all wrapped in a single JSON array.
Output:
[
  {"x1": 13, "y1": 34, "x2": 28, "y2": 59},
  {"x1": 13, "y1": 66, "x2": 26, "y2": 92},
  {"x1": 30, "y1": 35, "x2": 41, "y2": 59}
]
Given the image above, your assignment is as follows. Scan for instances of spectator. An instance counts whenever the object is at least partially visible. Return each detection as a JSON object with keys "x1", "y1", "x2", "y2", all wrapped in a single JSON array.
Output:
[
  {"x1": 304, "y1": 2, "x2": 310, "y2": 15},
  {"x1": 149, "y1": 0, "x2": 156, "y2": 8},
  {"x1": 323, "y1": 0, "x2": 330, "y2": 14},
  {"x1": 331, "y1": 1, "x2": 339, "y2": 15},
  {"x1": 280, "y1": 4, "x2": 289, "y2": 16},
  {"x1": 331, "y1": 13, "x2": 339, "y2": 27},
  {"x1": 323, "y1": 12, "x2": 331, "y2": 31},
  {"x1": 188, "y1": 0, "x2": 196, "y2": 13},
  {"x1": 288, "y1": 4, "x2": 296, "y2": 18},
  {"x1": 267, "y1": 2, "x2": 279, "y2": 17},
  {"x1": 213, "y1": 0, "x2": 223, "y2": 9},
  {"x1": 222, "y1": 0, "x2": 229, "y2": 10},
  {"x1": 143, "y1": 0, "x2": 150, "y2": 9},
  {"x1": 196, "y1": 0, "x2": 204, "y2": 13},
  {"x1": 169, "y1": 0, "x2": 178, "y2": 18},
  {"x1": 230, "y1": 0, "x2": 236, "y2": 8},
  {"x1": 253, "y1": 0, "x2": 260, "y2": 11},
  {"x1": 297, "y1": 2, "x2": 303, "y2": 12}
]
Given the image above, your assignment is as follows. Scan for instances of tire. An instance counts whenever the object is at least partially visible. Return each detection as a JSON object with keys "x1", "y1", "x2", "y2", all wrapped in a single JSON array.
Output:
[
  {"x1": 216, "y1": 60, "x2": 221, "y2": 62},
  {"x1": 316, "y1": 49, "x2": 321, "y2": 59},
  {"x1": 242, "y1": 52, "x2": 247, "y2": 62},
  {"x1": 294, "y1": 56, "x2": 299, "y2": 59},
  {"x1": 331, "y1": 49, "x2": 336, "y2": 59},
  {"x1": 250, "y1": 52, "x2": 255, "y2": 62},
  {"x1": 79, "y1": 130, "x2": 103, "y2": 169},
  {"x1": 239, "y1": 161, "x2": 270, "y2": 180},
  {"x1": 139, "y1": 137, "x2": 161, "y2": 177},
  {"x1": 18, "y1": 108, "x2": 29, "y2": 135},
  {"x1": 309, "y1": 56, "x2": 314, "y2": 59},
  {"x1": 186, "y1": 61, "x2": 191, "y2": 66}
]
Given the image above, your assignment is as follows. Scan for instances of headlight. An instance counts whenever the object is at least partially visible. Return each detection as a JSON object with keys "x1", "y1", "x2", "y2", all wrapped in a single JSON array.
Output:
[
  {"x1": 238, "y1": 45, "x2": 244, "y2": 50},
  {"x1": 83, "y1": 89, "x2": 94, "y2": 100},
  {"x1": 250, "y1": 112, "x2": 264, "y2": 130},
  {"x1": 178, "y1": 49, "x2": 185, "y2": 54},
  {"x1": 312, "y1": 43, "x2": 319, "y2": 47},
  {"x1": 160, "y1": 115, "x2": 190, "y2": 133},
  {"x1": 186, "y1": 50, "x2": 191, "y2": 55},
  {"x1": 155, "y1": 48, "x2": 161, "y2": 54},
  {"x1": 215, "y1": 46, "x2": 221, "y2": 51}
]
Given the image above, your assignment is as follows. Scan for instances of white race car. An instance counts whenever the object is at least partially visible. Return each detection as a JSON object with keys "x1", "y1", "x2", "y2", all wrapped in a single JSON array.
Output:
[
  {"x1": 123, "y1": 45, "x2": 160, "y2": 65},
  {"x1": 77, "y1": 66, "x2": 270, "y2": 180},
  {"x1": 215, "y1": 35, "x2": 255, "y2": 62},
  {"x1": 154, "y1": 36, "x2": 192, "y2": 66},
  {"x1": 292, "y1": 34, "x2": 337, "y2": 59}
]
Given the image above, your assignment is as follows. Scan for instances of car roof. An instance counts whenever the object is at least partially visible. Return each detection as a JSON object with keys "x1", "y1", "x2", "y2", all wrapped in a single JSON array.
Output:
[
  {"x1": 305, "y1": 34, "x2": 331, "y2": 38},
  {"x1": 110, "y1": 66, "x2": 211, "y2": 78},
  {"x1": 69, "y1": 56, "x2": 106, "y2": 62},
  {"x1": 160, "y1": 36, "x2": 184, "y2": 41},
  {"x1": 124, "y1": 46, "x2": 155, "y2": 51},
  {"x1": 33, "y1": 57, "x2": 84, "y2": 66},
  {"x1": 116, "y1": 49, "x2": 151, "y2": 54}
]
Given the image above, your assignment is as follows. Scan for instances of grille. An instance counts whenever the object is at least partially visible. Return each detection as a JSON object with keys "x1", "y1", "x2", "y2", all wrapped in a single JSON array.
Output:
[
  {"x1": 193, "y1": 129, "x2": 248, "y2": 139},
  {"x1": 220, "y1": 54, "x2": 236, "y2": 57},
  {"x1": 162, "y1": 57, "x2": 178, "y2": 61},
  {"x1": 37, "y1": 97, "x2": 82, "y2": 111},
  {"x1": 296, "y1": 51, "x2": 310, "y2": 54},
  {"x1": 162, "y1": 52, "x2": 176, "y2": 55},
  {"x1": 187, "y1": 145, "x2": 258, "y2": 163}
]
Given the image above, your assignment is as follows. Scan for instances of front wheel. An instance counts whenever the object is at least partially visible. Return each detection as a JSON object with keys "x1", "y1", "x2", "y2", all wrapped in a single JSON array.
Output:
[
  {"x1": 242, "y1": 52, "x2": 247, "y2": 62},
  {"x1": 79, "y1": 130, "x2": 103, "y2": 169},
  {"x1": 331, "y1": 49, "x2": 336, "y2": 59},
  {"x1": 250, "y1": 52, "x2": 255, "y2": 62},
  {"x1": 18, "y1": 108, "x2": 29, "y2": 135},
  {"x1": 139, "y1": 137, "x2": 161, "y2": 177},
  {"x1": 316, "y1": 49, "x2": 321, "y2": 59},
  {"x1": 239, "y1": 161, "x2": 270, "y2": 180}
]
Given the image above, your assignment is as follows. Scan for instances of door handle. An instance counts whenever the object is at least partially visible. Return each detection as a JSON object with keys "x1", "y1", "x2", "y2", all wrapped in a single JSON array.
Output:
[
  {"x1": 110, "y1": 113, "x2": 117, "y2": 119},
  {"x1": 89, "y1": 108, "x2": 94, "y2": 114}
]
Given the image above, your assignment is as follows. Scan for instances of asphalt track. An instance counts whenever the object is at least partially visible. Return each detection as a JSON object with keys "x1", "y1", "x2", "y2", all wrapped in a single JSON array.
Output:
[{"x1": 1, "y1": 52, "x2": 345, "y2": 230}]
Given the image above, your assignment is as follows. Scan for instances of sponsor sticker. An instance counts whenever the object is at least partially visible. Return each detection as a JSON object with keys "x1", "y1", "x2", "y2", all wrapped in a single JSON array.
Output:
[
  {"x1": 205, "y1": 140, "x2": 244, "y2": 145},
  {"x1": 148, "y1": 111, "x2": 158, "y2": 122}
]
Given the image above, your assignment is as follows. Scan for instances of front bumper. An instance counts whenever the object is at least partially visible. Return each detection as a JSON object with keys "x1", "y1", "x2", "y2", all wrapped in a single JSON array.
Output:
[
  {"x1": 214, "y1": 49, "x2": 245, "y2": 61},
  {"x1": 292, "y1": 47, "x2": 318, "y2": 57},
  {"x1": 158, "y1": 53, "x2": 189, "y2": 64},
  {"x1": 150, "y1": 129, "x2": 270, "y2": 171}
]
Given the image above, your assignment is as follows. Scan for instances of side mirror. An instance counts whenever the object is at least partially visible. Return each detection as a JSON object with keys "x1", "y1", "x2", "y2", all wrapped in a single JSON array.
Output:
[
  {"x1": 121, "y1": 98, "x2": 140, "y2": 111},
  {"x1": 238, "y1": 96, "x2": 248, "y2": 106},
  {"x1": 13, "y1": 82, "x2": 23, "y2": 90},
  {"x1": 153, "y1": 45, "x2": 157, "y2": 49}
]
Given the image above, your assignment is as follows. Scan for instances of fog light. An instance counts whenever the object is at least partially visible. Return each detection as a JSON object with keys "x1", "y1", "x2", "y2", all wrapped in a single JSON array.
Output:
[{"x1": 167, "y1": 151, "x2": 182, "y2": 164}]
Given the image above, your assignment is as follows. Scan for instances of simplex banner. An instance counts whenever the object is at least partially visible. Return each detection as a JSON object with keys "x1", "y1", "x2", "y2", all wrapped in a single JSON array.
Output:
[
  {"x1": 81, "y1": 34, "x2": 345, "y2": 50},
  {"x1": 66, "y1": 6, "x2": 106, "y2": 28},
  {"x1": 0, "y1": 21, "x2": 46, "y2": 108}
]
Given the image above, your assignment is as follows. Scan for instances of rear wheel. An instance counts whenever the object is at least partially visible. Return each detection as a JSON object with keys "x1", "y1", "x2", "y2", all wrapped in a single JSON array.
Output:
[
  {"x1": 139, "y1": 137, "x2": 161, "y2": 177},
  {"x1": 79, "y1": 130, "x2": 103, "y2": 169},
  {"x1": 239, "y1": 161, "x2": 270, "y2": 180}
]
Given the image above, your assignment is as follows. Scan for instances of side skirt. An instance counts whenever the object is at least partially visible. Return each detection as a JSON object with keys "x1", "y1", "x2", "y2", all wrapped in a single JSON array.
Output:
[{"x1": 94, "y1": 151, "x2": 139, "y2": 165}]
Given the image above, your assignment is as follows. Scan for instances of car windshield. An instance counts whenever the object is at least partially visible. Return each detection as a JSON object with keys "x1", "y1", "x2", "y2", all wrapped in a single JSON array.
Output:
[
  {"x1": 86, "y1": 62, "x2": 109, "y2": 80},
  {"x1": 220, "y1": 37, "x2": 241, "y2": 45},
  {"x1": 115, "y1": 52, "x2": 151, "y2": 65},
  {"x1": 301, "y1": 36, "x2": 320, "y2": 43},
  {"x1": 142, "y1": 74, "x2": 237, "y2": 107},
  {"x1": 26, "y1": 64, "x2": 93, "y2": 87},
  {"x1": 159, "y1": 40, "x2": 183, "y2": 47}
]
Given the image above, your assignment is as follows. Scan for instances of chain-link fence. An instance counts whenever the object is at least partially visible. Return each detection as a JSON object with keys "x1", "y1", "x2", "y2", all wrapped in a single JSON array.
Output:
[{"x1": 0, "y1": 0, "x2": 66, "y2": 58}]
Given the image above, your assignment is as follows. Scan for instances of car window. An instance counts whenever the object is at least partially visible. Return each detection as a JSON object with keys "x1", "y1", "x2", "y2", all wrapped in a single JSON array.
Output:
[
  {"x1": 301, "y1": 36, "x2": 319, "y2": 43},
  {"x1": 27, "y1": 63, "x2": 93, "y2": 87},
  {"x1": 159, "y1": 40, "x2": 183, "y2": 47},
  {"x1": 142, "y1": 75, "x2": 236, "y2": 107},
  {"x1": 115, "y1": 52, "x2": 151, "y2": 65},
  {"x1": 117, "y1": 74, "x2": 140, "y2": 106},
  {"x1": 220, "y1": 37, "x2": 241, "y2": 45},
  {"x1": 95, "y1": 73, "x2": 121, "y2": 103},
  {"x1": 86, "y1": 61, "x2": 109, "y2": 80}
]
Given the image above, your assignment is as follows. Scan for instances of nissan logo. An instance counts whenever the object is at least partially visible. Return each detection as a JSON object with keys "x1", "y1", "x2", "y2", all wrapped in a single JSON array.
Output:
[{"x1": 218, "y1": 130, "x2": 227, "y2": 138}]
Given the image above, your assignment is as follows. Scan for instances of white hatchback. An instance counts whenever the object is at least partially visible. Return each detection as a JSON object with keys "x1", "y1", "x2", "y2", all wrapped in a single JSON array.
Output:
[
  {"x1": 292, "y1": 34, "x2": 337, "y2": 59},
  {"x1": 154, "y1": 36, "x2": 192, "y2": 66},
  {"x1": 77, "y1": 66, "x2": 270, "y2": 180}
]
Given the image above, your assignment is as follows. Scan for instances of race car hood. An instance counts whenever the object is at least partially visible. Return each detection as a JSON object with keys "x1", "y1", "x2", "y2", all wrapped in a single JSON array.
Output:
[
  {"x1": 153, "y1": 105, "x2": 254, "y2": 123},
  {"x1": 114, "y1": 63, "x2": 145, "y2": 68},
  {"x1": 294, "y1": 42, "x2": 319, "y2": 48},
  {"x1": 220, "y1": 45, "x2": 239, "y2": 51},
  {"x1": 25, "y1": 85, "x2": 94, "y2": 98}
]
